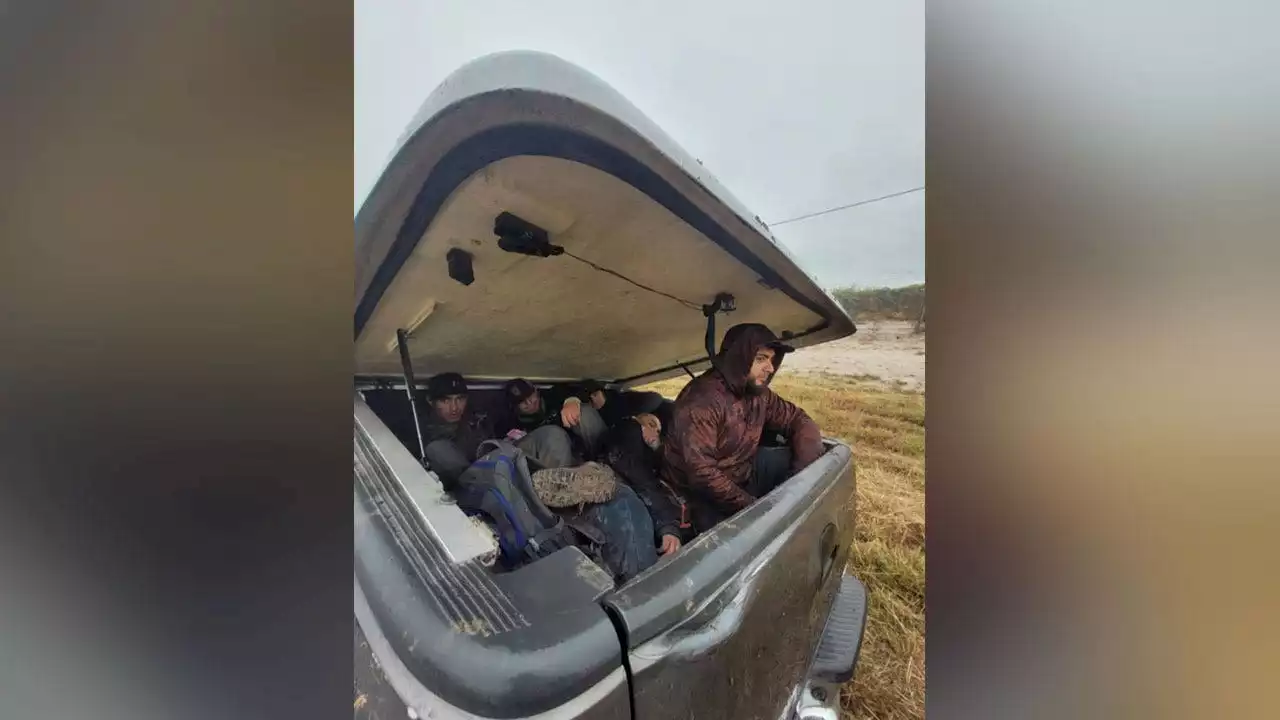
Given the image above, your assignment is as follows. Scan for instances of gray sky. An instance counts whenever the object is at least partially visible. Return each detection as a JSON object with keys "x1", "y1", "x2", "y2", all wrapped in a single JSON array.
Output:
[{"x1": 355, "y1": 0, "x2": 923, "y2": 290}]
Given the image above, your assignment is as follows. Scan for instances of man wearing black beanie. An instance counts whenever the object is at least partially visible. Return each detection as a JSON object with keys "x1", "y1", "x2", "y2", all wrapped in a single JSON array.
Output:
[{"x1": 420, "y1": 372, "x2": 494, "y2": 486}]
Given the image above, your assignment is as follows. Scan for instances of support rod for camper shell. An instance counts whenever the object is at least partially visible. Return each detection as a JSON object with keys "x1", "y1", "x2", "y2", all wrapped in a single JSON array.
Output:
[{"x1": 396, "y1": 329, "x2": 428, "y2": 464}]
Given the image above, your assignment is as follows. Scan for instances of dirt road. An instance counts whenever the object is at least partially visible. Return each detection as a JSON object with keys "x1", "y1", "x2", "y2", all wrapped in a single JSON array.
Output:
[{"x1": 785, "y1": 320, "x2": 925, "y2": 391}]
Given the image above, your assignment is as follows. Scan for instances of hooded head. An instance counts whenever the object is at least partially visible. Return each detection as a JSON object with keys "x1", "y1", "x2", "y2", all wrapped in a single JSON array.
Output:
[{"x1": 713, "y1": 323, "x2": 795, "y2": 396}]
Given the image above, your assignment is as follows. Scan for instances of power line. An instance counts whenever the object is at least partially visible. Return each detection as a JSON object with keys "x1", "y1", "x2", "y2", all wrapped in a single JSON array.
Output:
[
  {"x1": 557, "y1": 186, "x2": 924, "y2": 308},
  {"x1": 767, "y1": 186, "x2": 925, "y2": 227}
]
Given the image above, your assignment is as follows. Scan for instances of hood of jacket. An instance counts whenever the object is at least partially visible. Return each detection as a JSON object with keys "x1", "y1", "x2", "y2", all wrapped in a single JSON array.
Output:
[{"x1": 711, "y1": 323, "x2": 794, "y2": 396}]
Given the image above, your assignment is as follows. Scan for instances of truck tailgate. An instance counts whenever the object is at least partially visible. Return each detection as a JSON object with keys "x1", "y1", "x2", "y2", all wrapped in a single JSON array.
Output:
[{"x1": 601, "y1": 442, "x2": 858, "y2": 720}]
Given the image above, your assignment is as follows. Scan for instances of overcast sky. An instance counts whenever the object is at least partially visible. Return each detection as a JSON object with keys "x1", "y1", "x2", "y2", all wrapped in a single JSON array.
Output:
[{"x1": 355, "y1": 0, "x2": 923, "y2": 290}]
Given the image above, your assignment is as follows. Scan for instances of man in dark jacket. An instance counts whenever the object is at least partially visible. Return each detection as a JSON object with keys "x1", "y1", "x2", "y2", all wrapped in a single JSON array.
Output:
[
  {"x1": 498, "y1": 379, "x2": 609, "y2": 464},
  {"x1": 421, "y1": 372, "x2": 496, "y2": 486},
  {"x1": 660, "y1": 323, "x2": 825, "y2": 532},
  {"x1": 424, "y1": 371, "x2": 587, "y2": 477},
  {"x1": 603, "y1": 413, "x2": 687, "y2": 555},
  {"x1": 500, "y1": 379, "x2": 663, "y2": 579},
  {"x1": 423, "y1": 373, "x2": 659, "y2": 581}
]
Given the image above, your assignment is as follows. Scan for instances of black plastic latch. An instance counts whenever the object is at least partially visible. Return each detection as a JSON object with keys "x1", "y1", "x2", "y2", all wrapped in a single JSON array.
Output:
[
  {"x1": 446, "y1": 248, "x2": 474, "y2": 285},
  {"x1": 701, "y1": 292, "x2": 737, "y2": 317},
  {"x1": 494, "y1": 212, "x2": 564, "y2": 258}
]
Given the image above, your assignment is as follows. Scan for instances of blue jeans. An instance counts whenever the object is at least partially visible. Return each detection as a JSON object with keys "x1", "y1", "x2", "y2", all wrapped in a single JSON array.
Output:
[
  {"x1": 518, "y1": 406, "x2": 609, "y2": 469},
  {"x1": 580, "y1": 484, "x2": 657, "y2": 583}
]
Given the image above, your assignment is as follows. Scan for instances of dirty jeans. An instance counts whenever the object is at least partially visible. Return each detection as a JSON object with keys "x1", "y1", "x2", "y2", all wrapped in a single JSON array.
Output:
[
  {"x1": 569, "y1": 403, "x2": 609, "y2": 460},
  {"x1": 424, "y1": 405, "x2": 609, "y2": 483},
  {"x1": 577, "y1": 484, "x2": 657, "y2": 583},
  {"x1": 434, "y1": 414, "x2": 654, "y2": 581},
  {"x1": 747, "y1": 446, "x2": 794, "y2": 497},
  {"x1": 516, "y1": 405, "x2": 609, "y2": 469},
  {"x1": 515, "y1": 425, "x2": 577, "y2": 469},
  {"x1": 519, "y1": 419, "x2": 655, "y2": 583},
  {"x1": 425, "y1": 434, "x2": 562, "y2": 486},
  {"x1": 423, "y1": 439, "x2": 471, "y2": 486}
]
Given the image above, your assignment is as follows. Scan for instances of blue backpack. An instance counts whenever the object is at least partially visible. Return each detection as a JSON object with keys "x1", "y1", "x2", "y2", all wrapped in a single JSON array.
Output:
[{"x1": 455, "y1": 440, "x2": 603, "y2": 569}]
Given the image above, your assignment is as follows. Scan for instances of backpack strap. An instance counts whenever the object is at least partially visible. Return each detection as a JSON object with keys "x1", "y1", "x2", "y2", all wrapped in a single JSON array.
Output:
[
  {"x1": 477, "y1": 438, "x2": 518, "y2": 457},
  {"x1": 521, "y1": 517, "x2": 578, "y2": 564},
  {"x1": 485, "y1": 443, "x2": 562, "y2": 529},
  {"x1": 561, "y1": 515, "x2": 613, "y2": 581}
]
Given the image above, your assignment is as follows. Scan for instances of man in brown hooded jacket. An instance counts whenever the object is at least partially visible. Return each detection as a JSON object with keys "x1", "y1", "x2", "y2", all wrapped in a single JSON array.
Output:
[{"x1": 661, "y1": 322, "x2": 825, "y2": 532}]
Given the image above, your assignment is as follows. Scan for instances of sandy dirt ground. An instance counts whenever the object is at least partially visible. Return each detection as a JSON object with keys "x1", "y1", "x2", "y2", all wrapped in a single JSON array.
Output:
[{"x1": 784, "y1": 320, "x2": 925, "y2": 391}]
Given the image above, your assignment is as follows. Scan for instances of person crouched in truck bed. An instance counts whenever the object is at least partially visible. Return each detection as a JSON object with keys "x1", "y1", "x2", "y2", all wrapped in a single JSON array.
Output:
[
  {"x1": 574, "y1": 379, "x2": 667, "y2": 431},
  {"x1": 602, "y1": 412, "x2": 689, "y2": 557},
  {"x1": 497, "y1": 378, "x2": 609, "y2": 465},
  {"x1": 421, "y1": 373, "x2": 603, "y2": 483},
  {"x1": 421, "y1": 372, "x2": 498, "y2": 487},
  {"x1": 661, "y1": 323, "x2": 825, "y2": 534},
  {"x1": 499, "y1": 378, "x2": 660, "y2": 581}
]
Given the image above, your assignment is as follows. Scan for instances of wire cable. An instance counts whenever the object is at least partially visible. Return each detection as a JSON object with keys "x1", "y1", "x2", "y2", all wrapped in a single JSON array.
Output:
[
  {"x1": 562, "y1": 250, "x2": 703, "y2": 311},
  {"x1": 767, "y1": 186, "x2": 925, "y2": 227},
  {"x1": 557, "y1": 186, "x2": 926, "y2": 309}
]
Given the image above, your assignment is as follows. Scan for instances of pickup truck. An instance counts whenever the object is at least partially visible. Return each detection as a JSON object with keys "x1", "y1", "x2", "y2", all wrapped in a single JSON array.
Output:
[{"x1": 354, "y1": 51, "x2": 867, "y2": 720}]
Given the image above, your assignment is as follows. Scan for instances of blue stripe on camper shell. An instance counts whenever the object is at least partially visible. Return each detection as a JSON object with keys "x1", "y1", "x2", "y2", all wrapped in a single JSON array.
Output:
[{"x1": 353, "y1": 123, "x2": 836, "y2": 367}]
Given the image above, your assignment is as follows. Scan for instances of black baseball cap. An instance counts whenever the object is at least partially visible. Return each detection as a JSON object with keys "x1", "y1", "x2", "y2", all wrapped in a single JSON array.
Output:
[
  {"x1": 427, "y1": 372, "x2": 468, "y2": 399},
  {"x1": 504, "y1": 378, "x2": 537, "y2": 406}
]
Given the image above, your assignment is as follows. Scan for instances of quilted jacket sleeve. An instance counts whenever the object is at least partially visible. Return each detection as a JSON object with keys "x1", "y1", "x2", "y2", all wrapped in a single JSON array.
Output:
[{"x1": 763, "y1": 390, "x2": 825, "y2": 473}]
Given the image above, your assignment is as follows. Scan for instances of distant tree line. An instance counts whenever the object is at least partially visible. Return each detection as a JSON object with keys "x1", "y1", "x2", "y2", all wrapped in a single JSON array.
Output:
[{"x1": 830, "y1": 283, "x2": 926, "y2": 322}]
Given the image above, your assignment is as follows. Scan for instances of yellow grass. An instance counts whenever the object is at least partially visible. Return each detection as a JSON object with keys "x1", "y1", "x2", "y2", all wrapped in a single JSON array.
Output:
[{"x1": 639, "y1": 372, "x2": 925, "y2": 720}]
